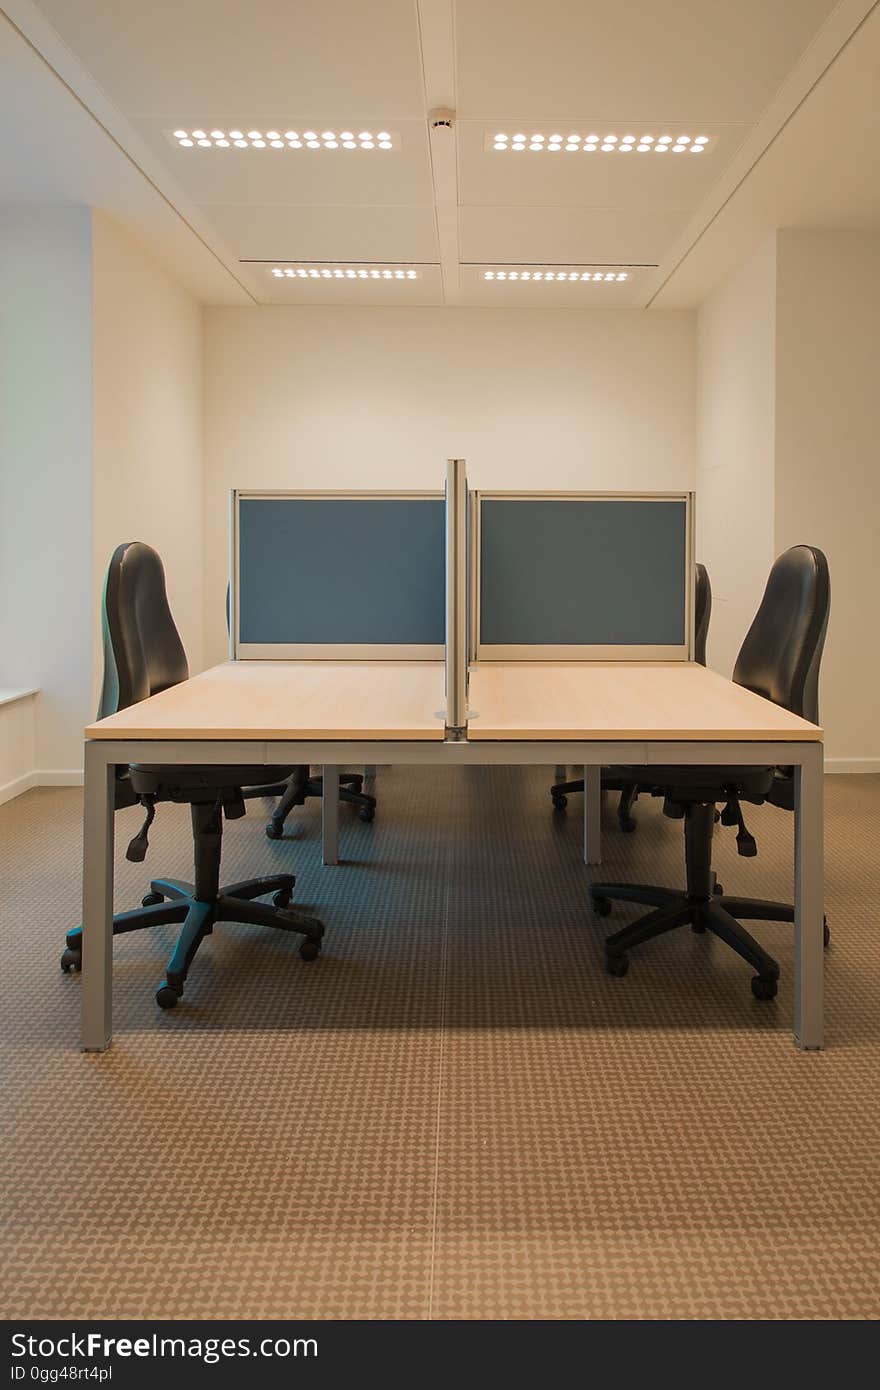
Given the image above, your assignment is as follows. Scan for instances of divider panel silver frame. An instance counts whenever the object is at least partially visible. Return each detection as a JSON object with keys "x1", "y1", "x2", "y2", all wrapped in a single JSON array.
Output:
[
  {"x1": 444, "y1": 460, "x2": 468, "y2": 734},
  {"x1": 472, "y1": 491, "x2": 695, "y2": 662},
  {"x1": 231, "y1": 490, "x2": 445, "y2": 660}
]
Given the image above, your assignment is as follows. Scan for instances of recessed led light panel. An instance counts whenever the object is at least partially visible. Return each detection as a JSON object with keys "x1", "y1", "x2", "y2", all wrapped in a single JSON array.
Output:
[
  {"x1": 170, "y1": 129, "x2": 398, "y2": 150},
  {"x1": 269, "y1": 265, "x2": 421, "y2": 280},
  {"x1": 486, "y1": 131, "x2": 713, "y2": 154},
  {"x1": 481, "y1": 268, "x2": 630, "y2": 282}
]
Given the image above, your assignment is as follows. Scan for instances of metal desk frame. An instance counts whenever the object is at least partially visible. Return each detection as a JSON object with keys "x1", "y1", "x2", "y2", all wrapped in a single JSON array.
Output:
[{"x1": 81, "y1": 735, "x2": 824, "y2": 1054}]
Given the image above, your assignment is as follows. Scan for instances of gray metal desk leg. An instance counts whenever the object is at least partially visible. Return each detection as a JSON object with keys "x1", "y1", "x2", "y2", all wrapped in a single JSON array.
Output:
[
  {"x1": 322, "y1": 765, "x2": 340, "y2": 865},
  {"x1": 554, "y1": 765, "x2": 566, "y2": 781},
  {"x1": 584, "y1": 765, "x2": 602, "y2": 865},
  {"x1": 794, "y1": 745, "x2": 824, "y2": 1050},
  {"x1": 81, "y1": 742, "x2": 116, "y2": 1052}
]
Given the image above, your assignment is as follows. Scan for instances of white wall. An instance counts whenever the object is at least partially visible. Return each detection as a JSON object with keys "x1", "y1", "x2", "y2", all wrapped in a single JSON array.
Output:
[
  {"x1": 203, "y1": 305, "x2": 696, "y2": 663},
  {"x1": 92, "y1": 212, "x2": 204, "y2": 698},
  {"x1": 775, "y1": 230, "x2": 880, "y2": 769},
  {"x1": 696, "y1": 235, "x2": 777, "y2": 678},
  {"x1": 0, "y1": 206, "x2": 94, "y2": 776}
]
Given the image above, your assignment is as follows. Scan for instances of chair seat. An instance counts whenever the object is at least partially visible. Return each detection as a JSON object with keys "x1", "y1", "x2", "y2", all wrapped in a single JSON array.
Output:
[
  {"x1": 130, "y1": 765, "x2": 294, "y2": 797},
  {"x1": 604, "y1": 764, "x2": 775, "y2": 800}
]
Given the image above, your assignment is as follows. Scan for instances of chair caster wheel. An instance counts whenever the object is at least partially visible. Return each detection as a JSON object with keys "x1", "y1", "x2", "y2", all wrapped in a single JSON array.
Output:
[
  {"x1": 751, "y1": 975, "x2": 778, "y2": 1001},
  {"x1": 606, "y1": 952, "x2": 629, "y2": 978},
  {"x1": 142, "y1": 891, "x2": 163, "y2": 906},
  {"x1": 618, "y1": 815, "x2": 637, "y2": 833},
  {"x1": 713, "y1": 882, "x2": 724, "y2": 896},
  {"x1": 273, "y1": 888, "x2": 292, "y2": 909},
  {"x1": 824, "y1": 918, "x2": 830, "y2": 948},
  {"x1": 590, "y1": 893, "x2": 612, "y2": 917},
  {"x1": 299, "y1": 941, "x2": 321, "y2": 962},
  {"x1": 358, "y1": 806, "x2": 375, "y2": 823},
  {"x1": 551, "y1": 793, "x2": 567, "y2": 811},
  {"x1": 60, "y1": 948, "x2": 82, "y2": 973},
  {"x1": 156, "y1": 982, "x2": 182, "y2": 1009},
  {"x1": 265, "y1": 821, "x2": 283, "y2": 840}
]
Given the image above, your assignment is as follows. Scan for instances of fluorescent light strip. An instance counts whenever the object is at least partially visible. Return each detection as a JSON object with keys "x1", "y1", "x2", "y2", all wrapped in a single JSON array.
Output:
[
  {"x1": 482, "y1": 268, "x2": 629, "y2": 282},
  {"x1": 488, "y1": 131, "x2": 711, "y2": 154},
  {"x1": 270, "y1": 265, "x2": 421, "y2": 280},
  {"x1": 171, "y1": 129, "x2": 397, "y2": 150}
]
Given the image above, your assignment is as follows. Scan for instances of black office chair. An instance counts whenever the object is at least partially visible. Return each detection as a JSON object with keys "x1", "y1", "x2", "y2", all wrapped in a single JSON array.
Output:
[
  {"x1": 589, "y1": 545, "x2": 830, "y2": 1000},
  {"x1": 551, "y1": 562, "x2": 713, "y2": 830},
  {"x1": 62, "y1": 543, "x2": 325, "y2": 1008},
  {"x1": 265, "y1": 766, "x2": 375, "y2": 838},
  {"x1": 224, "y1": 583, "x2": 376, "y2": 838}
]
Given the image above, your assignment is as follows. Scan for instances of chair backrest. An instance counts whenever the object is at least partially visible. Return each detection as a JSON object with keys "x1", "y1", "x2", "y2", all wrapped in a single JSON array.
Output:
[
  {"x1": 99, "y1": 542, "x2": 189, "y2": 718},
  {"x1": 732, "y1": 545, "x2": 830, "y2": 722},
  {"x1": 694, "y1": 563, "x2": 711, "y2": 667}
]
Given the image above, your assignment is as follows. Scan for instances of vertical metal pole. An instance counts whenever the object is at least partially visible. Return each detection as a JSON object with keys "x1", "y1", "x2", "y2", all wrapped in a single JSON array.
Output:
[
  {"x1": 583, "y1": 765, "x2": 602, "y2": 865},
  {"x1": 445, "y1": 458, "x2": 468, "y2": 735},
  {"x1": 686, "y1": 491, "x2": 696, "y2": 661},
  {"x1": 793, "y1": 744, "x2": 824, "y2": 1050},
  {"x1": 228, "y1": 489, "x2": 238, "y2": 661},
  {"x1": 81, "y1": 741, "x2": 115, "y2": 1052},
  {"x1": 322, "y1": 766, "x2": 340, "y2": 865}
]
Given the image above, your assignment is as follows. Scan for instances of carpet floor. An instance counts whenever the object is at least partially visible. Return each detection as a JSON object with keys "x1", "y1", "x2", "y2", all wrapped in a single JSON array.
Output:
[{"x1": 1, "y1": 768, "x2": 878, "y2": 1319}]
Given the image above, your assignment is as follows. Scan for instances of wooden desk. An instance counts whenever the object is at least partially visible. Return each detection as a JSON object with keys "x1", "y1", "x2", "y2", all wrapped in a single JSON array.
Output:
[
  {"x1": 467, "y1": 663, "x2": 821, "y2": 742},
  {"x1": 81, "y1": 661, "x2": 823, "y2": 1053},
  {"x1": 88, "y1": 660, "x2": 447, "y2": 742}
]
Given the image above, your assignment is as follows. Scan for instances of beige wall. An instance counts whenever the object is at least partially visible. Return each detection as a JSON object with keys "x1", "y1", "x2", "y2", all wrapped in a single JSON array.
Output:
[
  {"x1": 92, "y1": 212, "x2": 205, "y2": 702},
  {"x1": 203, "y1": 305, "x2": 696, "y2": 663},
  {"x1": 697, "y1": 228, "x2": 880, "y2": 766},
  {"x1": 696, "y1": 235, "x2": 777, "y2": 680},
  {"x1": 775, "y1": 230, "x2": 880, "y2": 769}
]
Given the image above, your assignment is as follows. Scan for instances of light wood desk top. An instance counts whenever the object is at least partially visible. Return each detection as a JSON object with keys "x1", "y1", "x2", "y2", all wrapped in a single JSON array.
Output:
[
  {"x1": 86, "y1": 661, "x2": 447, "y2": 741},
  {"x1": 85, "y1": 660, "x2": 822, "y2": 745},
  {"x1": 467, "y1": 663, "x2": 822, "y2": 742}
]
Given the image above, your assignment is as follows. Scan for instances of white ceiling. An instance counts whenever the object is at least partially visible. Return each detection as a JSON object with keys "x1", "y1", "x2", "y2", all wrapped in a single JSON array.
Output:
[
  {"x1": 651, "y1": 0, "x2": 880, "y2": 306},
  {"x1": 2, "y1": 0, "x2": 877, "y2": 308}
]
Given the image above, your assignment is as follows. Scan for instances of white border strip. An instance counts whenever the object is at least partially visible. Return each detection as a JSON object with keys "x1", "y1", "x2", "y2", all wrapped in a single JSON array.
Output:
[
  {"x1": 0, "y1": 687, "x2": 38, "y2": 708},
  {"x1": 0, "y1": 769, "x2": 84, "y2": 808},
  {"x1": 237, "y1": 643, "x2": 443, "y2": 661}
]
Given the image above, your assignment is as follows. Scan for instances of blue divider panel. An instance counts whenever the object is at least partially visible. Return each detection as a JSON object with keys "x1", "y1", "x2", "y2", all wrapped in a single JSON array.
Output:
[
  {"x1": 480, "y1": 498, "x2": 686, "y2": 646},
  {"x1": 239, "y1": 497, "x2": 444, "y2": 644}
]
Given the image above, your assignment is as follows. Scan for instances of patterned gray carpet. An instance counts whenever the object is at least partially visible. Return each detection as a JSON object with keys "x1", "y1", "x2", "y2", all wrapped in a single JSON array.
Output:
[{"x1": 1, "y1": 769, "x2": 878, "y2": 1319}]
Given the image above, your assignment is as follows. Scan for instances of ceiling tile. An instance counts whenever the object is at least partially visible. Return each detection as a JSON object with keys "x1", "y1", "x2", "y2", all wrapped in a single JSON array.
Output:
[
  {"x1": 132, "y1": 119, "x2": 434, "y2": 206},
  {"x1": 455, "y1": 0, "x2": 839, "y2": 125},
  {"x1": 34, "y1": 0, "x2": 426, "y2": 116},
  {"x1": 458, "y1": 123, "x2": 749, "y2": 209},
  {"x1": 204, "y1": 204, "x2": 438, "y2": 262},
  {"x1": 460, "y1": 205, "x2": 689, "y2": 266}
]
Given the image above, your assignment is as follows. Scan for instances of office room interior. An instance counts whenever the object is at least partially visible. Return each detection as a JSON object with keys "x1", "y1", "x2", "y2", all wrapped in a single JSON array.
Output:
[{"x1": 0, "y1": 0, "x2": 878, "y2": 1334}]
